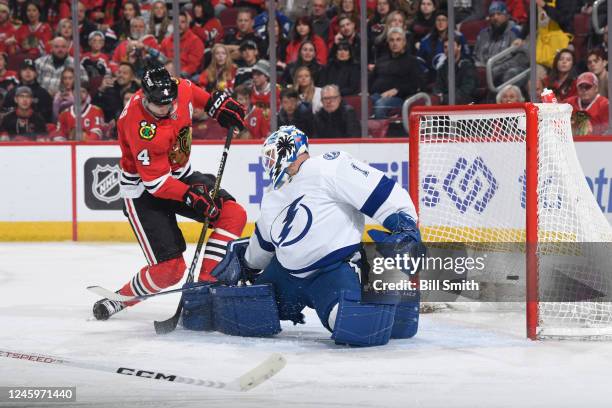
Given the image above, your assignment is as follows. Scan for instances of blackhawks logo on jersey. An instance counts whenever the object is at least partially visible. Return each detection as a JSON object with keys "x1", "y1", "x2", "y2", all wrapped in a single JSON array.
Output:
[
  {"x1": 169, "y1": 126, "x2": 192, "y2": 165},
  {"x1": 139, "y1": 120, "x2": 157, "y2": 140}
]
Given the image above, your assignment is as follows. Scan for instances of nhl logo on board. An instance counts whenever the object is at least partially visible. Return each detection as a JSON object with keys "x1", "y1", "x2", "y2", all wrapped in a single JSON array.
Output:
[{"x1": 92, "y1": 164, "x2": 121, "y2": 204}]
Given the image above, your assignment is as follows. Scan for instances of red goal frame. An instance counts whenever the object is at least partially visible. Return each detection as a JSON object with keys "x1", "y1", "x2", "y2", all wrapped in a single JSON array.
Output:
[{"x1": 408, "y1": 103, "x2": 541, "y2": 339}]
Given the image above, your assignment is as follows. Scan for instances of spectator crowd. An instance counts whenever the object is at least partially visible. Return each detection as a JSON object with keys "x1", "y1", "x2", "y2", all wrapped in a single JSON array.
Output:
[{"x1": 0, "y1": 0, "x2": 609, "y2": 141}]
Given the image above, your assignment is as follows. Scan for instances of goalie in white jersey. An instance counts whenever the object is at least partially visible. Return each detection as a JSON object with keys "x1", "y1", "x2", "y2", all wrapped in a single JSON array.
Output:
[{"x1": 182, "y1": 126, "x2": 424, "y2": 346}]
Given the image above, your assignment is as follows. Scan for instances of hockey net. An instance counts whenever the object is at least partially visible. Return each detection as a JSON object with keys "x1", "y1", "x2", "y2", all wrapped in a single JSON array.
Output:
[{"x1": 409, "y1": 103, "x2": 612, "y2": 339}]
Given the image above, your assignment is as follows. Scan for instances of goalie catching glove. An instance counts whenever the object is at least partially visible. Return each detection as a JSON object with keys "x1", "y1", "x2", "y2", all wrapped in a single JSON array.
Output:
[
  {"x1": 183, "y1": 184, "x2": 223, "y2": 222},
  {"x1": 210, "y1": 238, "x2": 261, "y2": 285},
  {"x1": 206, "y1": 91, "x2": 246, "y2": 130},
  {"x1": 367, "y1": 212, "x2": 426, "y2": 275}
]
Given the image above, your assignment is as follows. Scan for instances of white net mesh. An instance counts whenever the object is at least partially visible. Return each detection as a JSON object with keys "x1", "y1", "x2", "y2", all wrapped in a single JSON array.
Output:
[{"x1": 413, "y1": 103, "x2": 612, "y2": 339}]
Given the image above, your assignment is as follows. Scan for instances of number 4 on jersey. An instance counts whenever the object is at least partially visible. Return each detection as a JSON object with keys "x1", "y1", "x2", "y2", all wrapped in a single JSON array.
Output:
[{"x1": 137, "y1": 149, "x2": 151, "y2": 166}]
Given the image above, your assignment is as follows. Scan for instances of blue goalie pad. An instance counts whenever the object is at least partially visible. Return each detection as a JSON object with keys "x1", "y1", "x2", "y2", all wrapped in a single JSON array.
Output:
[
  {"x1": 331, "y1": 290, "x2": 397, "y2": 347},
  {"x1": 212, "y1": 284, "x2": 281, "y2": 337},
  {"x1": 391, "y1": 291, "x2": 420, "y2": 339},
  {"x1": 181, "y1": 282, "x2": 215, "y2": 331}
]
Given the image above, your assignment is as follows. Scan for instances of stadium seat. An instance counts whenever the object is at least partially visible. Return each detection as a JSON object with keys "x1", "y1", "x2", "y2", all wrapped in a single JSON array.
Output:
[
  {"x1": 192, "y1": 119, "x2": 225, "y2": 140},
  {"x1": 219, "y1": 7, "x2": 240, "y2": 31},
  {"x1": 572, "y1": 13, "x2": 591, "y2": 62},
  {"x1": 7, "y1": 53, "x2": 28, "y2": 72},
  {"x1": 343, "y1": 95, "x2": 372, "y2": 119},
  {"x1": 460, "y1": 19, "x2": 488, "y2": 48}
]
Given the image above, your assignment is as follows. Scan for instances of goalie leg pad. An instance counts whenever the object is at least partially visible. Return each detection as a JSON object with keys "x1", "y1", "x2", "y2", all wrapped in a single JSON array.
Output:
[
  {"x1": 391, "y1": 291, "x2": 420, "y2": 339},
  {"x1": 181, "y1": 282, "x2": 215, "y2": 331},
  {"x1": 212, "y1": 284, "x2": 281, "y2": 337},
  {"x1": 331, "y1": 290, "x2": 397, "y2": 347}
]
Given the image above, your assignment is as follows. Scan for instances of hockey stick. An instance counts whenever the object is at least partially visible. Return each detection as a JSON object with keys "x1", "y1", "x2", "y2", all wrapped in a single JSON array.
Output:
[
  {"x1": 87, "y1": 282, "x2": 213, "y2": 303},
  {"x1": 154, "y1": 126, "x2": 237, "y2": 335},
  {"x1": 0, "y1": 349, "x2": 286, "y2": 392}
]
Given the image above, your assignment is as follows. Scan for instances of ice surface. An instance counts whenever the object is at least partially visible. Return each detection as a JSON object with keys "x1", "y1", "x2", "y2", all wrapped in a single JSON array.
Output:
[{"x1": 1, "y1": 243, "x2": 612, "y2": 408}]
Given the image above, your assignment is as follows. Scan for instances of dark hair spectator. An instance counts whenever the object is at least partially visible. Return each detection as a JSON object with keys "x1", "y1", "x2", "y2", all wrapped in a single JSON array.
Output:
[
  {"x1": 409, "y1": 0, "x2": 437, "y2": 44},
  {"x1": 112, "y1": 0, "x2": 141, "y2": 42},
  {"x1": 2, "y1": 58, "x2": 52, "y2": 123},
  {"x1": 258, "y1": 15, "x2": 290, "y2": 75},
  {"x1": 0, "y1": 85, "x2": 47, "y2": 142},
  {"x1": 319, "y1": 41, "x2": 360, "y2": 96},
  {"x1": 278, "y1": 87, "x2": 314, "y2": 136},
  {"x1": 417, "y1": 10, "x2": 469, "y2": 83},
  {"x1": 313, "y1": 84, "x2": 361, "y2": 138},
  {"x1": 160, "y1": 12, "x2": 204, "y2": 77},
  {"x1": 286, "y1": 16, "x2": 329, "y2": 65},
  {"x1": 587, "y1": 48, "x2": 608, "y2": 98},
  {"x1": 0, "y1": 52, "x2": 18, "y2": 97},
  {"x1": 543, "y1": 48, "x2": 578, "y2": 103},
  {"x1": 434, "y1": 37, "x2": 477, "y2": 104},
  {"x1": 223, "y1": 8, "x2": 264, "y2": 61},
  {"x1": 54, "y1": 84, "x2": 105, "y2": 141},
  {"x1": 190, "y1": 0, "x2": 224, "y2": 49},
  {"x1": 329, "y1": 14, "x2": 361, "y2": 62},
  {"x1": 15, "y1": 1, "x2": 52, "y2": 58},
  {"x1": 234, "y1": 39, "x2": 260, "y2": 87},
  {"x1": 234, "y1": 84, "x2": 269, "y2": 139},
  {"x1": 92, "y1": 62, "x2": 140, "y2": 123},
  {"x1": 76, "y1": 1, "x2": 98, "y2": 53},
  {"x1": 311, "y1": 0, "x2": 331, "y2": 41},
  {"x1": 282, "y1": 40, "x2": 323, "y2": 85},
  {"x1": 328, "y1": 0, "x2": 360, "y2": 46}
]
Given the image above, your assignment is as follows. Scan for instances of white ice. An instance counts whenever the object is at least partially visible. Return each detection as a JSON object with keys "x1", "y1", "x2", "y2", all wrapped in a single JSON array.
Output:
[{"x1": 1, "y1": 242, "x2": 612, "y2": 408}]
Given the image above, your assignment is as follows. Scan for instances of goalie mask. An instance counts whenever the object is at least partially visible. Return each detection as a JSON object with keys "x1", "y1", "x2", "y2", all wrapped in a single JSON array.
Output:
[{"x1": 262, "y1": 126, "x2": 309, "y2": 190}]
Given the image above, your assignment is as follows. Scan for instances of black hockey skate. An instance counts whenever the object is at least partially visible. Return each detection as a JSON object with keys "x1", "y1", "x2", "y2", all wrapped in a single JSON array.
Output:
[{"x1": 93, "y1": 298, "x2": 126, "y2": 320}]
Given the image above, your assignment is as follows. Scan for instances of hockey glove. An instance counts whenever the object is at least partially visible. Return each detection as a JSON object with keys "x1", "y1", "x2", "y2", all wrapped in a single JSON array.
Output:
[
  {"x1": 183, "y1": 184, "x2": 222, "y2": 222},
  {"x1": 206, "y1": 91, "x2": 246, "y2": 130},
  {"x1": 367, "y1": 212, "x2": 426, "y2": 275},
  {"x1": 211, "y1": 238, "x2": 261, "y2": 285}
]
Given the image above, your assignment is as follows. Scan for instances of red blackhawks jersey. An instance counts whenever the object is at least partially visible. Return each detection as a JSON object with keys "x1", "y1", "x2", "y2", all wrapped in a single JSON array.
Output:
[
  {"x1": 56, "y1": 104, "x2": 105, "y2": 141},
  {"x1": 118, "y1": 79, "x2": 211, "y2": 201}
]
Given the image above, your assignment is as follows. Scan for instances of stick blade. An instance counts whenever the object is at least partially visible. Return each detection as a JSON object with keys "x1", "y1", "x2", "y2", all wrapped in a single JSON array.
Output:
[
  {"x1": 227, "y1": 353, "x2": 286, "y2": 392},
  {"x1": 154, "y1": 303, "x2": 182, "y2": 334},
  {"x1": 87, "y1": 286, "x2": 134, "y2": 302}
]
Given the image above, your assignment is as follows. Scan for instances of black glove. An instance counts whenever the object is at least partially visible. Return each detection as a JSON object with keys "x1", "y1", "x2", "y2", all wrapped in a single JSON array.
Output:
[
  {"x1": 206, "y1": 91, "x2": 246, "y2": 130},
  {"x1": 183, "y1": 184, "x2": 222, "y2": 222}
]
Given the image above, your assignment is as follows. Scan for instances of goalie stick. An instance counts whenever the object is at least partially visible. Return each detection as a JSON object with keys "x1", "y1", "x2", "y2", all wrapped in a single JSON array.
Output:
[
  {"x1": 0, "y1": 349, "x2": 286, "y2": 392},
  {"x1": 154, "y1": 126, "x2": 237, "y2": 335},
  {"x1": 87, "y1": 283, "x2": 214, "y2": 303}
]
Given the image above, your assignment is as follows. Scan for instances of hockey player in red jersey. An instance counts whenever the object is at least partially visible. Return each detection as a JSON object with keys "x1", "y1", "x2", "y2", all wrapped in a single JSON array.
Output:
[{"x1": 93, "y1": 63, "x2": 247, "y2": 320}]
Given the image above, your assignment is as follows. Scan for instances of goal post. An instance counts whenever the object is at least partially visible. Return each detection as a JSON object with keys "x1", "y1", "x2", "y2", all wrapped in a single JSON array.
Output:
[{"x1": 409, "y1": 103, "x2": 612, "y2": 340}]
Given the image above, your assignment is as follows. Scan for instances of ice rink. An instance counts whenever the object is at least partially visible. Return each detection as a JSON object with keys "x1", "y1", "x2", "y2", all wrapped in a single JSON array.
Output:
[{"x1": 1, "y1": 242, "x2": 612, "y2": 408}]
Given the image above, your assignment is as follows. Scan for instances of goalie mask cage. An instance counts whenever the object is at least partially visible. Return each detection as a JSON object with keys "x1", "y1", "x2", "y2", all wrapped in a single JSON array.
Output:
[{"x1": 409, "y1": 103, "x2": 612, "y2": 340}]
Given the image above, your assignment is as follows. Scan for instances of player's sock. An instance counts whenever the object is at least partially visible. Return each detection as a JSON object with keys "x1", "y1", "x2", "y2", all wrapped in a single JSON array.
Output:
[
  {"x1": 198, "y1": 200, "x2": 247, "y2": 281},
  {"x1": 117, "y1": 257, "x2": 187, "y2": 306}
]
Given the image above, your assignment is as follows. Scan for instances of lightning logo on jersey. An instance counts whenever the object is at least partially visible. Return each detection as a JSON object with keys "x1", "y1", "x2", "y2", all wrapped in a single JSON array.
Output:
[{"x1": 271, "y1": 195, "x2": 313, "y2": 247}]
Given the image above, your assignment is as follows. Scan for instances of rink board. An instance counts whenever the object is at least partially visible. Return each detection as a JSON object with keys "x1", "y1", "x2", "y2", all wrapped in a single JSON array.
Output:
[{"x1": 0, "y1": 139, "x2": 611, "y2": 241}]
